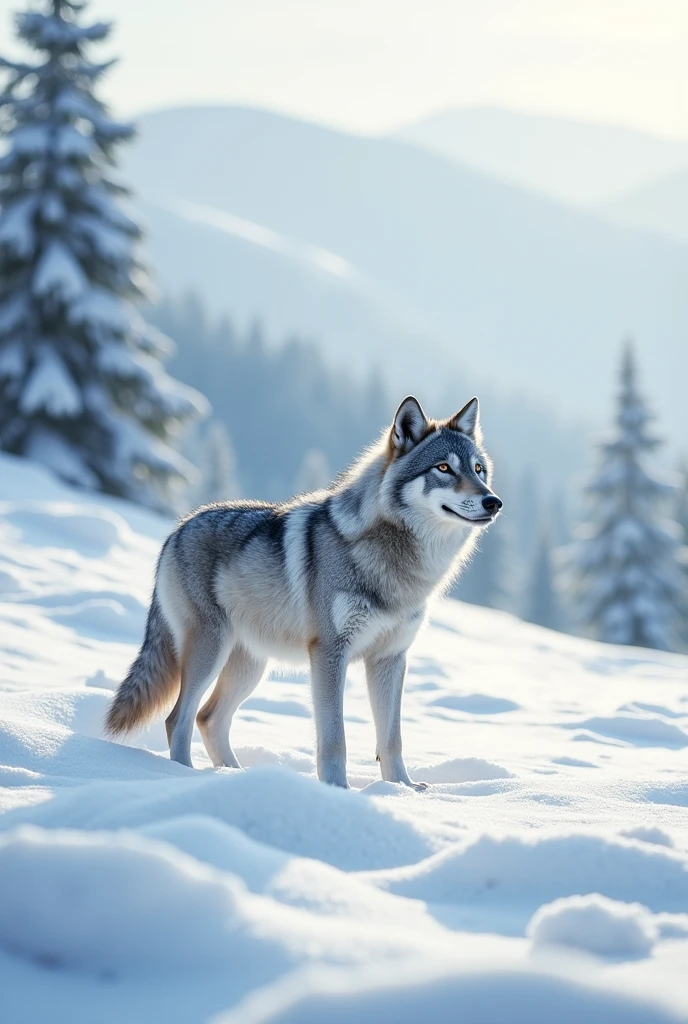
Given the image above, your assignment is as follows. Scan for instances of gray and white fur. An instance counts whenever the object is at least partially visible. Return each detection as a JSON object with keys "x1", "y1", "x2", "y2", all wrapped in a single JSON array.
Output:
[{"x1": 106, "y1": 396, "x2": 502, "y2": 789}]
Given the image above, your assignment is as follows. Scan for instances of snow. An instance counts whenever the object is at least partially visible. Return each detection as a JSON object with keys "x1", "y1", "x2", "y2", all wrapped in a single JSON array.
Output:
[
  {"x1": 0, "y1": 341, "x2": 25, "y2": 379},
  {"x1": 32, "y1": 239, "x2": 88, "y2": 302},
  {"x1": 40, "y1": 191, "x2": 66, "y2": 225},
  {"x1": 574, "y1": 346, "x2": 684, "y2": 650},
  {"x1": 55, "y1": 125, "x2": 94, "y2": 161},
  {"x1": 67, "y1": 285, "x2": 130, "y2": 334},
  {"x1": 53, "y1": 87, "x2": 100, "y2": 122},
  {"x1": 97, "y1": 343, "x2": 209, "y2": 420},
  {"x1": 24, "y1": 430, "x2": 99, "y2": 489},
  {"x1": 8, "y1": 123, "x2": 50, "y2": 156},
  {"x1": 20, "y1": 349, "x2": 82, "y2": 417},
  {"x1": 17, "y1": 10, "x2": 109, "y2": 49},
  {"x1": 0, "y1": 826, "x2": 289, "y2": 977},
  {"x1": 1, "y1": 449, "x2": 688, "y2": 1022},
  {"x1": 0, "y1": 291, "x2": 28, "y2": 334},
  {"x1": 219, "y1": 969, "x2": 688, "y2": 1024},
  {"x1": 73, "y1": 211, "x2": 133, "y2": 261},
  {"x1": 527, "y1": 893, "x2": 658, "y2": 958},
  {"x1": 0, "y1": 195, "x2": 37, "y2": 258},
  {"x1": 0, "y1": 7, "x2": 204, "y2": 512}
]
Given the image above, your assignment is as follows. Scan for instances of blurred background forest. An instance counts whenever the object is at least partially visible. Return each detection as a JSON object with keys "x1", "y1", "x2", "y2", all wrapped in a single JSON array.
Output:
[{"x1": 0, "y1": 0, "x2": 686, "y2": 649}]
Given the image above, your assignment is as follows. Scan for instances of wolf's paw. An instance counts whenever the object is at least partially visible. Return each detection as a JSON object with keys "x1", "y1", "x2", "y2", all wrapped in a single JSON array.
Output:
[
  {"x1": 319, "y1": 759, "x2": 349, "y2": 788},
  {"x1": 323, "y1": 778, "x2": 350, "y2": 789}
]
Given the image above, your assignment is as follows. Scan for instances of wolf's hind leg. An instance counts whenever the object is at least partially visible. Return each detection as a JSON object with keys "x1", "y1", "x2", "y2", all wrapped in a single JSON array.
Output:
[
  {"x1": 166, "y1": 615, "x2": 232, "y2": 767},
  {"x1": 365, "y1": 651, "x2": 427, "y2": 791},
  {"x1": 197, "y1": 645, "x2": 267, "y2": 767}
]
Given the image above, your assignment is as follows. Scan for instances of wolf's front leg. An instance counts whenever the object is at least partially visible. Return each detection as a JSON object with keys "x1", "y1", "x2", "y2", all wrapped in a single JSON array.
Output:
[
  {"x1": 365, "y1": 651, "x2": 428, "y2": 791},
  {"x1": 310, "y1": 640, "x2": 349, "y2": 788}
]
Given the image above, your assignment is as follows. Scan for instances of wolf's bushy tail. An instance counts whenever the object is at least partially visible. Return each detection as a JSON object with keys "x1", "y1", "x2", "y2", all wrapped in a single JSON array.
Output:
[{"x1": 105, "y1": 593, "x2": 180, "y2": 736}]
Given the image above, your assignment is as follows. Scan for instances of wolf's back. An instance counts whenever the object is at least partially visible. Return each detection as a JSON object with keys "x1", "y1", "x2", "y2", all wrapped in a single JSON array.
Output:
[{"x1": 105, "y1": 592, "x2": 180, "y2": 736}]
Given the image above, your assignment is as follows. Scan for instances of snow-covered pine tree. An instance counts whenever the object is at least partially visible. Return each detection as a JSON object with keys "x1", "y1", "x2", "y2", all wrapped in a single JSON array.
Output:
[
  {"x1": 0, "y1": 0, "x2": 205, "y2": 508},
  {"x1": 574, "y1": 343, "x2": 683, "y2": 650}
]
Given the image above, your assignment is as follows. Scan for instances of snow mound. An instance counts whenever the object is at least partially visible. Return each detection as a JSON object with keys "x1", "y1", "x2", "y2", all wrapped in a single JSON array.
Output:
[
  {"x1": 139, "y1": 815, "x2": 436, "y2": 928},
  {"x1": 568, "y1": 715, "x2": 688, "y2": 748},
  {"x1": 0, "y1": 826, "x2": 288, "y2": 979},
  {"x1": 139, "y1": 814, "x2": 289, "y2": 887},
  {"x1": 0, "y1": 765, "x2": 433, "y2": 870},
  {"x1": 527, "y1": 893, "x2": 657, "y2": 958},
  {"x1": 414, "y1": 757, "x2": 514, "y2": 783},
  {"x1": 369, "y1": 831, "x2": 688, "y2": 924},
  {"x1": 84, "y1": 669, "x2": 119, "y2": 690},
  {"x1": 3, "y1": 504, "x2": 127, "y2": 556},
  {"x1": 222, "y1": 964, "x2": 687, "y2": 1024},
  {"x1": 620, "y1": 702, "x2": 686, "y2": 720},
  {"x1": 620, "y1": 825, "x2": 675, "y2": 848},
  {"x1": 553, "y1": 756, "x2": 598, "y2": 768},
  {"x1": 242, "y1": 697, "x2": 311, "y2": 718},
  {"x1": 2, "y1": 450, "x2": 688, "y2": 1019},
  {"x1": 0, "y1": 688, "x2": 112, "y2": 739},
  {"x1": 429, "y1": 693, "x2": 520, "y2": 714},
  {"x1": 0, "y1": 708, "x2": 190, "y2": 783},
  {"x1": 234, "y1": 745, "x2": 314, "y2": 773},
  {"x1": 644, "y1": 781, "x2": 688, "y2": 807},
  {"x1": 47, "y1": 598, "x2": 142, "y2": 640}
]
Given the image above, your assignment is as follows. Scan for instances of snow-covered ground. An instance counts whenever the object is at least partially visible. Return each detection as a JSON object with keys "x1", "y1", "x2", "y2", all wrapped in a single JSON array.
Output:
[{"x1": 1, "y1": 450, "x2": 687, "y2": 1024}]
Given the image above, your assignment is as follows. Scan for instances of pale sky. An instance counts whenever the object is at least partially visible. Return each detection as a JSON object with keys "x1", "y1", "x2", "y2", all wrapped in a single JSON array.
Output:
[{"x1": 1, "y1": 0, "x2": 687, "y2": 138}]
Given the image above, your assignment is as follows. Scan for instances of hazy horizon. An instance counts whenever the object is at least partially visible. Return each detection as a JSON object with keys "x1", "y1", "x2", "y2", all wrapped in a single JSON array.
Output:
[{"x1": 0, "y1": 0, "x2": 686, "y2": 140}]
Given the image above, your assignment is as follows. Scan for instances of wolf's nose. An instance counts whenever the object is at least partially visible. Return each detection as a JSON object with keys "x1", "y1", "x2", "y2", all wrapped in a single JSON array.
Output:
[{"x1": 482, "y1": 495, "x2": 503, "y2": 514}]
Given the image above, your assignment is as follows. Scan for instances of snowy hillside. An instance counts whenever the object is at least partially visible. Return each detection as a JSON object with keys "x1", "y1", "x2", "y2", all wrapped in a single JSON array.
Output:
[
  {"x1": 1, "y1": 450, "x2": 688, "y2": 1023},
  {"x1": 599, "y1": 170, "x2": 688, "y2": 245},
  {"x1": 395, "y1": 107, "x2": 688, "y2": 206},
  {"x1": 124, "y1": 106, "x2": 688, "y2": 442},
  {"x1": 137, "y1": 195, "x2": 442, "y2": 395}
]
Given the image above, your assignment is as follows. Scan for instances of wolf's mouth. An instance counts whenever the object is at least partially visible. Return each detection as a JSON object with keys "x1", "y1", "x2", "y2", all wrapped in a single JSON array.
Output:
[{"x1": 442, "y1": 505, "x2": 493, "y2": 524}]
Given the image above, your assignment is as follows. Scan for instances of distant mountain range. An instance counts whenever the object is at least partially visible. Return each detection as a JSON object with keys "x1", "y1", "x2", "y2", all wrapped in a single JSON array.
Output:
[
  {"x1": 395, "y1": 107, "x2": 688, "y2": 207},
  {"x1": 123, "y1": 105, "x2": 688, "y2": 449},
  {"x1": 598, "y1": 170, "x2": 688, "y2": 244}
]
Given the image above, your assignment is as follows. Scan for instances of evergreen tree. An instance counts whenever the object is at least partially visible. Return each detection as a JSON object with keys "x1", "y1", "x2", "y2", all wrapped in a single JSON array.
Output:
[
  {"x1": 523, "y1": 527, "x2": 562, "y2": 630},
  {"x1": 0, "y1": 0, "x2": 205, "y2": 508},
  {"x1": 574, "y1": 343, "x2": 683, "y2": 650}
]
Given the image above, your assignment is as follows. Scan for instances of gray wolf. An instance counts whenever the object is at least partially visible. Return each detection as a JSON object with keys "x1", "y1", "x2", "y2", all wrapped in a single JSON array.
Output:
[{"x1": 106, "y1": 396, "x2": 502, "y2": 788}]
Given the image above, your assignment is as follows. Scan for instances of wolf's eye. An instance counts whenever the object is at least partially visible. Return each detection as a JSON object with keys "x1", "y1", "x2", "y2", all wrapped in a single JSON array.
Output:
[
  {"x1": 475, "y1": 462, "x2": 483, "y2": 474},
  {"x1": 436, "y1": 463, "x2": 450, "y2": 473}
]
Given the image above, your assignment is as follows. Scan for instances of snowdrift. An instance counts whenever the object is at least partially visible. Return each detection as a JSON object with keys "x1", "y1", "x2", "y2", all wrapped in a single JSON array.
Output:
[{"x1": 1, "y1": 450, "x2": 688, "y2": 1023}]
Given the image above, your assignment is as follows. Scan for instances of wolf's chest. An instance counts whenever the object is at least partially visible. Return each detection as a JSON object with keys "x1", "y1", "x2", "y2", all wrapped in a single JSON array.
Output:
[{"x1": 330, "y1": 591, "x2": 424, "y2": 658}]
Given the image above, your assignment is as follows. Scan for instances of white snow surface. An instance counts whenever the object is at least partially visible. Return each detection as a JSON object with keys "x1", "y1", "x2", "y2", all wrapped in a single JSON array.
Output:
[
  {"x1": 0, "y1": 449, "x2": 687, "y2": 1023},
  {"x1": 527, "y1": 894, "x2": 662, "y2": 958}
]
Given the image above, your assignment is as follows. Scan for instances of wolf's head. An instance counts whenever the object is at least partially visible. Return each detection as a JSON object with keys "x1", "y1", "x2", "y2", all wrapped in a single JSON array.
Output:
[{"x1": 382, "y1": 395, "x2": 502, "y2": 531}]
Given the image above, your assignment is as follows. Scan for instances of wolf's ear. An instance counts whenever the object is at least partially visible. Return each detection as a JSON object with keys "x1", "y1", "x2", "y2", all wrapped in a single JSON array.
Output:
[
  {"x1": 447, "y1": 397, "x2": 481, "y2": 441},
  {"x1": 391, "y1": 396, "x2": 430, "y2": 453}
]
